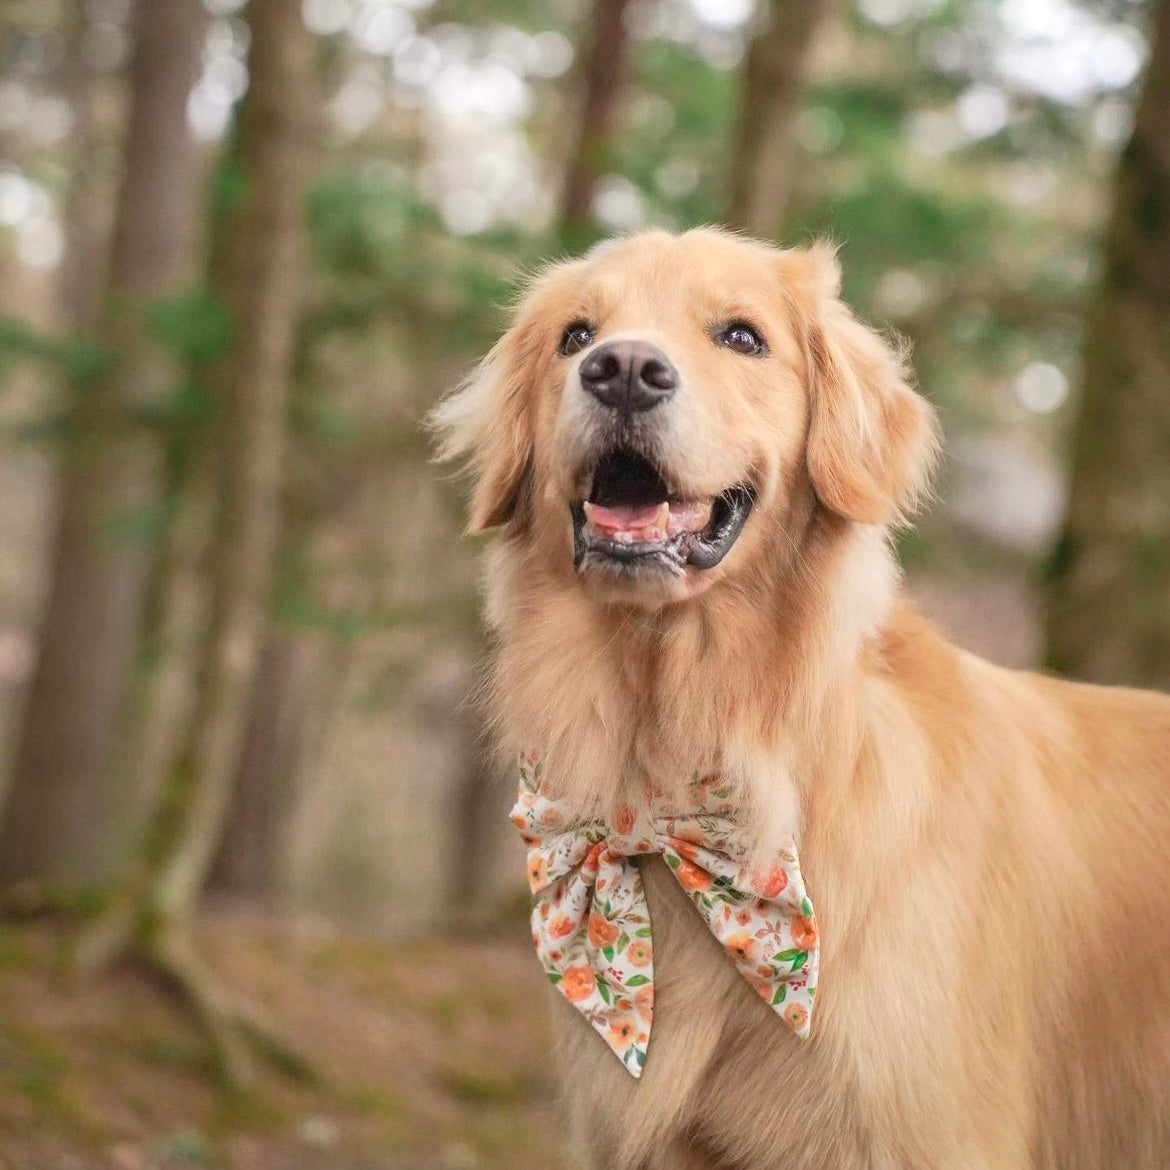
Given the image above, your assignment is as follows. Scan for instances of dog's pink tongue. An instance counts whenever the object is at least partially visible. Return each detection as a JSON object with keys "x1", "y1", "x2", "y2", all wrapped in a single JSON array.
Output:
[{"x1": 585, "y1": 502, "x2": 663, "y2": 532}]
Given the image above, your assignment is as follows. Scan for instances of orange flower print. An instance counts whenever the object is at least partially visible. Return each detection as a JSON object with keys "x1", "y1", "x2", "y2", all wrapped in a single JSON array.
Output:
[
  {"x1": 734, "y1": 908, "x2": 752, "y2": 927},
  {"x1": 626, "y1": 939, "x2": 652, "y2": 967},
  {"x1": 790, "y1": 914, "x2": 818, "y2": 950},
  {"x1": 587, "y1": 911, "x2": 619, "y2": 948},
  {"x1": 783, "y1": 1002, "x2": 808, "y2": 1030},
  {"x1": 527, "y1": 854, "x2": 548, "y2": 890},
  {"x1": 753, "y1": 865, "x2": 789, "y2": 898},
  {"x1": 549, "y1": 914, "x2": 575, "y2": 940},
  {"x1": 748, "y1": 975, "x2": 775, "y2": 1003},
  {"x1": 675, "y1": 857, "x2": 712, "y2": 891},
  {"x1": 511, "y1": 813, "x2": 527, "y2": 829},
  {"x1": 613, "y1": 803, "x2": 637, "y2": 834},
  {"x1": 634, "y1": 985, "x2": 654, "y2": 1022},
  {"x1": 561, "y1": 965, "x2": 596, "y2": 1003},
  {"x1": 538, "y1": 805, "x2": 564, "y2": 828},
  {"x1": 725, "y1": 933, "x2": 758, "y2": 965},
  {"x1": 608, "y1": 1016, "x2": 637, "y2": 1048}
]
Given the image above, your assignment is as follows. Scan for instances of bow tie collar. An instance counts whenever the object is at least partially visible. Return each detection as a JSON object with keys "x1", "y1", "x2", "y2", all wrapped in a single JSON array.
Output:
[{"x1": 511, "y1": 751, "x2": 818, "y2": 1077}]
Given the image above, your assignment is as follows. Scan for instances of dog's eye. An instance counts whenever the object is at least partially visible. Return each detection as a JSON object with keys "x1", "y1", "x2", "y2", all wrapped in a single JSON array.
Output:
[
  {"x1": 716, "y1": 321, "x2": 767, "y2": 357},
  {"x1": 559, "y1": 321, "x2": 595, "y2": 356}
]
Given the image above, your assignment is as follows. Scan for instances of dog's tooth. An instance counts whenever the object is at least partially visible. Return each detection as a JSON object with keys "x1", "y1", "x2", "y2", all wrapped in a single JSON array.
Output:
[
  {"x1": 656, "y1": 501, "x2": 669, "y2": 529},
  {"x1": 615, "y1": 530, "x2": 633, "y2": 544}
]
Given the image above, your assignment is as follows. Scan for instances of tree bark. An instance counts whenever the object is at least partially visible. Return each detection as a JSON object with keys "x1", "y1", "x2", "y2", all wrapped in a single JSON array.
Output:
[
  {"x1": 57, "y1": 0, "x2": 109, "y2": 337},
  {"x1": 133, "y1": 0, "x2": 316, "y2": 927},
  {"x1": 558, "y1": 0, "x2": 633, "y2": 251},
  {"x1": 0, "y1": 0, "x2": 207, "y2": 887},
  {"x1": 725, "y1": 0, "x2": 833, "y2": 240},
  {"x1": 207, "y1": 633, "x2": 346, "y2": 898},
  {"x1": 1045, "y1": 0, "x2": 1170, "y2": 690}
]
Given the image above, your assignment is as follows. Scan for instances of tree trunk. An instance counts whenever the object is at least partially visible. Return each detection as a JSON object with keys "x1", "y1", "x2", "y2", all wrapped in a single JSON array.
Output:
[
  {"x1": 0, "y1": 0, "x2": 207, "y2": 887},
  {"x1": 207, "y1": 633, "x2": 347, "y2": 899},
  {"x1": 725, "y1": 0, "x2": 833, "y2": 240},
  {"x1": 134, "y1": 0, "x2": 316, "y2": 928},
  {"x1": 57, "y1": 0, "x2": 108, "y2": 337},
  {"x1": 558, "y1": 0, "x2": 633, "y2": 251},
  {"x1": 1045, "y1": 0, "x2": 1170, "y2": 691}
]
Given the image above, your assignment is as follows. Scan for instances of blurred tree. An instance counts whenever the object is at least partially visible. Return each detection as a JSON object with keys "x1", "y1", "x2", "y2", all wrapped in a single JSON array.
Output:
[
  {"x1": 207, "y1": 633, "x2": 343, "y2": 898},
  {"x1": 0, "y1": 0, "x2": 207, "y2": 889},
  {"x1": 57, "y1": 0, "x2": 108, "y2": 337},
  {"x1": 76, "y1": 0, "x2": 318, "y2": 1079},
  {"x1": 726, "y1": 0, "x2": 835, "y2": 238},
  {"x1": 1046, "y1": 0, "x2": 1170, "y2": 689},
  {"x1": 559, "y1": 0, "x2": 632, "y2": 250}
]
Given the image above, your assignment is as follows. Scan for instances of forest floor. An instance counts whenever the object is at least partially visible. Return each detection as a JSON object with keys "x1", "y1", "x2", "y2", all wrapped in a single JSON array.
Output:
[{"x1": 0, "y1": 908, "x2": 562, "y2": 1169}]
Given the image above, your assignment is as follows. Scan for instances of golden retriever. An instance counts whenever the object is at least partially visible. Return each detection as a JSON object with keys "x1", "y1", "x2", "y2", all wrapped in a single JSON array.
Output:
[{"x1": 430, "y1": 227, "x2": 1170, "y2": 1169}]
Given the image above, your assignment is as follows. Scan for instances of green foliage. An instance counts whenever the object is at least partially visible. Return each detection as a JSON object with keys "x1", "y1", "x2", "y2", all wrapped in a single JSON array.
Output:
[
  {"x1": 147, "y1": 291, "x2": 234, "y2": 365},
  {"x1": 0, "y1": 317, "x2": 111, "y2": 383},
  {"x1": 616, "y1": 39, "x2": 738, "y2": 230}
]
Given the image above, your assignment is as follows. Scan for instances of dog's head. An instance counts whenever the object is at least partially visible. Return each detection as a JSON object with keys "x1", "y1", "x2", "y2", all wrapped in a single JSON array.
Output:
[{"x1": 432, "y1": 228, "x2": 939, "y2": 609}]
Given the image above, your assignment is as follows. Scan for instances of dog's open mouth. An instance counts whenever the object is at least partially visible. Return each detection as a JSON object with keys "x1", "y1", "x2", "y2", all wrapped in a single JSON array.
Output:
[{"x1": 571, "y1": 449, "x2": 754, "y2": 575}]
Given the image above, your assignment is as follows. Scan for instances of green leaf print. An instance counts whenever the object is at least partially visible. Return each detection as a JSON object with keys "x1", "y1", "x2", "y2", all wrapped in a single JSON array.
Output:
[
  {"x1": 596, "y1": 977, "x2": 611, "y2": 1005},
  {"x1": 626, "y1": 975, "x2": 649, "y2": 987},
  {"x1": 602, "y1": 946, "x2": 614, "y2": 961},
  {"x1": 615, "y1": 931, "x2": 629, "y2": 953},
  {"x1": 635, "y1": 927, "x2": 652, "y2": 938},
  {"x1": 773, "y1": 948, "x2": 805, "y2": 963},
  {"x1": 771, "y1": 984, "x2": 787, "y2": 1006},
  {"x1": 802, "y1": 896, "x2": 813, "y2": 917},
  {"x1": 665, "y1": 854, "x2": 680, "y2": 869},
  {"x1": 547, "y1": 972, "x2": 562, "y2": 985}
]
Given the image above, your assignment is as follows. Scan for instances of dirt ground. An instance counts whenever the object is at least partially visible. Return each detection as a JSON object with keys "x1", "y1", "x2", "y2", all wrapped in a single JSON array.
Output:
[{"x1": 0, "y1": 909, "x2": 562, "y2": 1170}]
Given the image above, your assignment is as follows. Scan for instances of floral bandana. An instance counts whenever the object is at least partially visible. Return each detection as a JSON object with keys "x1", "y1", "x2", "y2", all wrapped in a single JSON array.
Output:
[{"x1": 511, "y1": 751, "x2": 818, "y2": 1078}]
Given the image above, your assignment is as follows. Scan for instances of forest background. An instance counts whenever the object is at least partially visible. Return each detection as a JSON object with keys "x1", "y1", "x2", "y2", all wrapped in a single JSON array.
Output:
[{"x1": 0, "y1": 0, "x2": 1168, "y2": 1165}]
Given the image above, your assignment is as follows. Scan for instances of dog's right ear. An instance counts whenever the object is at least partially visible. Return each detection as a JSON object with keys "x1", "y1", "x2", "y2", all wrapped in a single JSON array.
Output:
[
  {"x1": 430, "y1": 302, "x2": 554, "y2": 533},
  {"x1": 429, "y1": 341, "x2": 530, "y2": 533}
]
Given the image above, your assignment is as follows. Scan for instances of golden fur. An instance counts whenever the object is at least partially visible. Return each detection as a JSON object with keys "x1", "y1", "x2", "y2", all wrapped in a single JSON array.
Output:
[{"x1": 431, "y1": 228, "x2": 1170, "y2": 1169}]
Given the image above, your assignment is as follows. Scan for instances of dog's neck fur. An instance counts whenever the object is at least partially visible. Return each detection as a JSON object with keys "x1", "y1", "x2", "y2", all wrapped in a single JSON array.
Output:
[{"x1": 484, "y1": 505, "x2": 912, "y2": 861}]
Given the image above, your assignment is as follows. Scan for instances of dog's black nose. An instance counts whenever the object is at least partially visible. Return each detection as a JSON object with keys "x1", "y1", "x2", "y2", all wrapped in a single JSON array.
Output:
[{"x1": 579, "y1": 340, "x2": 678, "y2": 413}]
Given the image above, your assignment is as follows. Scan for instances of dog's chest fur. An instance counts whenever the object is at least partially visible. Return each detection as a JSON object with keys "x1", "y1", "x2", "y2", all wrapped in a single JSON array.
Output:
[{"x1": 552, "y1": 854, "x2": 1033, "y2": 1170}]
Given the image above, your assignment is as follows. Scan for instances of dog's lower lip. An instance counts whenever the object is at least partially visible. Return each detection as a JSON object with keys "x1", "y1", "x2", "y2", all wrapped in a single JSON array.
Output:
[{"x1": 571, "y1": 485, "x2": 755, "y2": 574}]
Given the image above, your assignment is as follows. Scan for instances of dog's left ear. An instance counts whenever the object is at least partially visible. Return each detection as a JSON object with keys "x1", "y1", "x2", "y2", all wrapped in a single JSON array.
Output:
[{"x1": 786, "y1": 243, "x2": 940, "y2": 526}]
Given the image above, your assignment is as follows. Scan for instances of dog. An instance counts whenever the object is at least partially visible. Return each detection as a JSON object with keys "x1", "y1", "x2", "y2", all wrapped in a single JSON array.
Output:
[{"x1": 430, "y1": 227, "x2": 1170, "y2": 1169}]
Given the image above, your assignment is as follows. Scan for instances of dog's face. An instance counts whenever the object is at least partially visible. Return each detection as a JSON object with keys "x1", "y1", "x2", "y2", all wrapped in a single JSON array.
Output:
[{"x1": 433, "y1": 228, "x2": 938, "y2": 609}]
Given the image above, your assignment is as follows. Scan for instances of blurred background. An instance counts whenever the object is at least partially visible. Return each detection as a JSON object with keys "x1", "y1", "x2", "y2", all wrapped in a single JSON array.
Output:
[{"x1": 0, "y1": 0, "x2": 1167, "y2": 1164}]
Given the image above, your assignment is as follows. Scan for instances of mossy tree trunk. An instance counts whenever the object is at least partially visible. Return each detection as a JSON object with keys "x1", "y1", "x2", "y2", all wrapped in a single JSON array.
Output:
[
  {"x1": 207, "y1": 632, "x2": 346, "y2": 899},
  {"x1": 0, "y1": 0, "x2": 207, "y2": 888},
  {"x1": 725, "y1": 0, "x2": 834, "y2": 240},
  {"x1": 79, "y1": 0, "x2": 315, "y2": 959},
  {"x1": 137, "y1": 0, "x2": 315, "y2": 926},
  {"x1": 1045, "y1": 0, "x2": 1170, "y2": 691},
  {"x1": 558, "y1": 0, "x2": 632, "y2": 252}
]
